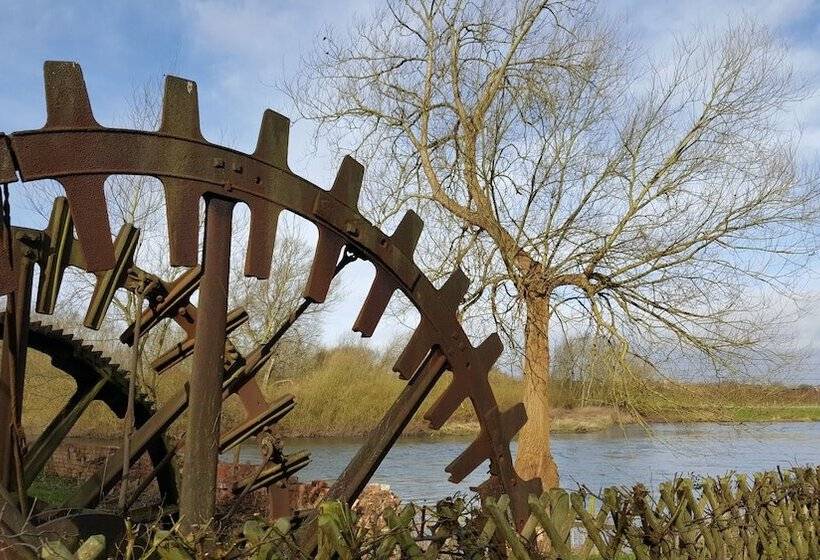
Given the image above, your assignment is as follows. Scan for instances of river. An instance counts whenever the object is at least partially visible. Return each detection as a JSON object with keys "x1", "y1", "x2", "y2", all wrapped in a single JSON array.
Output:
[{"x1": 225, "y1": 421, "x2": 820, "y2": 503}]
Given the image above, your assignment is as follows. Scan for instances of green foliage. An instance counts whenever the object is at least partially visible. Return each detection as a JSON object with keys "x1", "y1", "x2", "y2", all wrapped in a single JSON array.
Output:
[
  {"x1": 39, "y1": 535, "x2": 105, "y2": 560},
  {"x1": 28, "y1": 473, "x2": 81, "y2": 505},
  {"x1": 29, "y1": 466, "x2": 818, "y2": 559}
]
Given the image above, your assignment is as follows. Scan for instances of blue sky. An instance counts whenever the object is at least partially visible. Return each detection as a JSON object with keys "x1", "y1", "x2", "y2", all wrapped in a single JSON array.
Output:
[{"x1": 2, "y1": 0, "x2": 820, "y2": 381}]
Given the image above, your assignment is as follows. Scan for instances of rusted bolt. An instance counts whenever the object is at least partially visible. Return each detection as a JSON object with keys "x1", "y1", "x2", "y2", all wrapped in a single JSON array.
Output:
[
  {"x1": 345, "y1": 222, "x2": 359, "y2": 237},
  {"x1": 232, "y1": 162, "x2": 243, "y2": 173},
  {"x1": 254, "y1": 176, "x2": 261, "y2": 184},
  {"x1": 213, "y1": 158, "x2": 225, "y2": 169}
]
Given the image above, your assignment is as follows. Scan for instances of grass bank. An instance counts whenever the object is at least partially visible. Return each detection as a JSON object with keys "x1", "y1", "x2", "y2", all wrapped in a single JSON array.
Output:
[
  {"x1": 271, "y1": 348, "x2": 820, "y2": 435},
  {"x1": 19, "y1": 343, "x2": 820, "y2": 440}
]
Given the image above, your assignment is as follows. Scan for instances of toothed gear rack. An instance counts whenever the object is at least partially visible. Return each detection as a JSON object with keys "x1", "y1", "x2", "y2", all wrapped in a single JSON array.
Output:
[{"x1": 0, "y1": 62, "x2": 540, "y2": 551}]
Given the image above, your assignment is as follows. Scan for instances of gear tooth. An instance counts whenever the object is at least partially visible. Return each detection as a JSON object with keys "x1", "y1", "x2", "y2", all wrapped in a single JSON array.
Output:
[
  {"x1": 388, "y1": 269, "x2": 468, "y2": 375},
  {"x1": 253, "y1": 109, "x2": 290, "y2": 169},
  {"x1": 446, "y1": 403, "x2": 526, "y2": 487},
  {"x1": 424, "y1": 379, "x2": 469, "y2": 430},
  {"x1": 423, "y1": 335, "x2": 502, "y2": 429},
  {"x1": 244, "y1": 200, "x2": 281, "y2": 279},
  {"x1": 59, "y1": 175, "x2": 114, "y2": 272},
  {"x1": 445, "y1": 432, "x2": 491, "y2": 484},
  {"x1": 391, "y1": 211, "x2": 424, "y2": 258},
  {"x1": 500, "y1": 402, "x2": 527, "y2": 440},
  {"x1": 43, "y1": 61, "x2": 99, "y2": 129},
  {"x1": 303, "y1": 227, "x2": 345, "y2": 303},
  {"x1": 352, "y1": 274, "x2": 395, "y2": 338},
  {"x1": 159, "y1": 75, "x2": 205, "y2": 141},
  {"x1": 439, "y1": 268, "x2": 470, "y2": 313},
  {"x1": 393, "y1": 322, "x2": 434, "y2": 380},
  {"x1": 161, "y1": 178, "x2": 203, "y2": 267},
  {"x1": 351, "y1": 211, "x2": 424, "y2": 337},
  {"x1": 330, "y1": 155, "x2": 363, "y2": 210},
  {"x1": 472, "y1": 333, "x2": 503, "y2": 375}
]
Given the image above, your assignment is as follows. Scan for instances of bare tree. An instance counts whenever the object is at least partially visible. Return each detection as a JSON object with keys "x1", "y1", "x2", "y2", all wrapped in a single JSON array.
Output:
[
  {"x1": 286, "y1": 0, "x2": 818, "y2": 486},
  {"x1": 551, "y1": 333, "x2": 655, "y2": 411}
]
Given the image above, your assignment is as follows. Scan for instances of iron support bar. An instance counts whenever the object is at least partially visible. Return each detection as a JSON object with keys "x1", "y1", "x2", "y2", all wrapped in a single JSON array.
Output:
[
  {"x1": 0, "y1": 252, "x2": 34, "y2": 502},
  {"x1": 66, "y1": 384, "x2": 190, "y2": 509},
  {"x1": 23, "y1": 379, "x2": 107, "y2": 489},
  {"x1": 179, "y1": 196, "x2": 234, "y2": 532},
  {"x1": 327, "y1": 350, "x2": 448, "y2": 504}
]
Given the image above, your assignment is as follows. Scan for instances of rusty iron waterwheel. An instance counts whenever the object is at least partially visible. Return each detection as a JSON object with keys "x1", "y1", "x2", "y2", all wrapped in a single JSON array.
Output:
[{"x1": 0, "y1": 61, "x2": 540, "y2": 554}]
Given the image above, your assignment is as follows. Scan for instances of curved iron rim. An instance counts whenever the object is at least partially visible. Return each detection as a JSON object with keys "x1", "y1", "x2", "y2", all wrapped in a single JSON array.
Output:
[{"x1": 1, "y1": 61, "x2": 538, "y2": 525}]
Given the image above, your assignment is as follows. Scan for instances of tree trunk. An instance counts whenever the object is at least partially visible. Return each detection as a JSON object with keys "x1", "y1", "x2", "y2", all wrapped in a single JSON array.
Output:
[{"x1": 514, "y1": 296, "x2": 559, "y2": 488}]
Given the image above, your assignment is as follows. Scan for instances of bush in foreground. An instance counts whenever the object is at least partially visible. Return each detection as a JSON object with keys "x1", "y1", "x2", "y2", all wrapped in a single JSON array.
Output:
[{"x1": 23, "y1": 465, "x2": 820, "y2": 559}]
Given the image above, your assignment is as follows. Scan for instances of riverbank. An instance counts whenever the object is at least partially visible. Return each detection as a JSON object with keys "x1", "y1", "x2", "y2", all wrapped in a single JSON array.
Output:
[
  {"x1": 394, "y1": 402, "x2": 820, "y2": 436},
  {"x1": 22, "y1": 342, "x2": 820, "y2": 439},
  {"x1": 251, "y1": 346, "x2": 820, "y2": 436}
]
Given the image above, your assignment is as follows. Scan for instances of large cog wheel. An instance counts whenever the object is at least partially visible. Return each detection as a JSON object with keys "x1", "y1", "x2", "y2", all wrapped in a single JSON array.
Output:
[{"x1": 0, "y1": 61, "x2": 540, "y2": 547}]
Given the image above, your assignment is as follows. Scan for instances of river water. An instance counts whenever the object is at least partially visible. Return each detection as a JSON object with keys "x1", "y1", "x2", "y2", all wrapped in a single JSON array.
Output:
[{"x1": 226, "y1": 422, "x2": 820, "y2": 503}]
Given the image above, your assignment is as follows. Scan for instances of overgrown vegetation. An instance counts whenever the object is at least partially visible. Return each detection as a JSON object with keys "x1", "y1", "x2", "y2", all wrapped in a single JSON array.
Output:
[
  {"x1": 27, "y1": 473, "x2": 81, "y2": 505},
  {"x1": 23, "y1": 466, "x2": 820, "y2": 559},
  {"x1": 19, "y1": 339, "x2": 820, "y2": 442}
]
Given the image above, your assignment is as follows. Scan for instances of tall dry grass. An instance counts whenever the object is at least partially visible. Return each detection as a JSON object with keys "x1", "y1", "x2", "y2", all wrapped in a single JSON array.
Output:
[
  {"x1": 16, "y1": 339, "x2": 820, "y2": 442},
  {"x1": 268, "y1": 344, "x2": 521, "y2": 437}
]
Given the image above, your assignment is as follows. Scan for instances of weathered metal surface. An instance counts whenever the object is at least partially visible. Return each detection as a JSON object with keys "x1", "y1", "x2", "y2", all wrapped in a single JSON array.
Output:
[
  {"x1": 34, "y1": 197, "x2": 73, "y2": 314},
  {"x1": 65, "y1": 382, "x2": 190, "y2": 509},
  {"x1": 0, "y1": 137, "x2": 16, "y2": 185},
  {"x1": 120, "y1": 266, "x2": 202, "y2": 344},
  {"x1": 352, "y1": 211, "x2": 423, "y2": 337},
  {"x1": 446, "y1": 403, "x2": 527, "y2": 484},
  {"x1": 84, "y1": 223, "x2": 139, "y2": 329},
  {"x1": 0, "y1": 60, "x2": 539, "y2": 544},
  {"x1": 326, "y1": 350, "x2": 449, "y2": 505},
  {"x1": 233, "y1": 451, "x2": 310, "y2": 495},
  {"x1": 0, "y1": 254, "x2": 34, "y2": 499},
  {"x1": 0, "y1": 319, "x2": 178, "y2": 508},
  {"x1": 179, "y1": 196, "x2": 234, "y2": 529},
  {"x1": 151, "y1": 308, "x2": 248, "y2": 374},
  {"x1": 219, "y1": 394, "x2": 295, "y2": 452}
]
